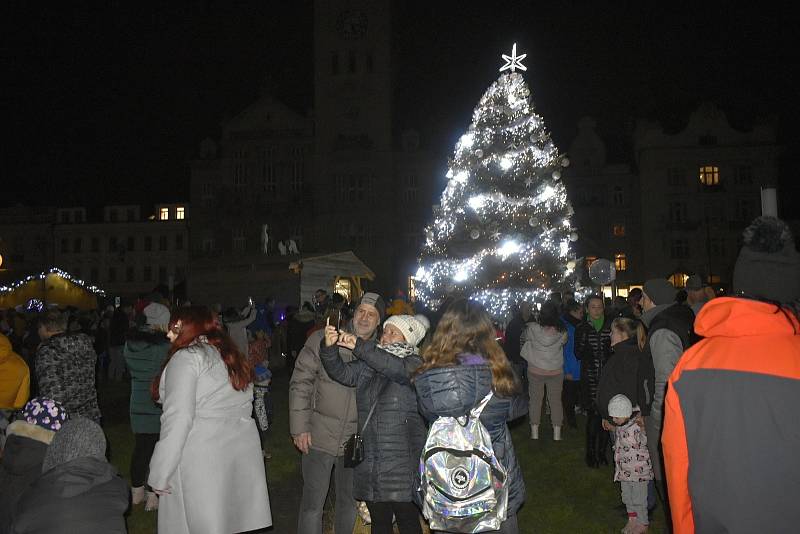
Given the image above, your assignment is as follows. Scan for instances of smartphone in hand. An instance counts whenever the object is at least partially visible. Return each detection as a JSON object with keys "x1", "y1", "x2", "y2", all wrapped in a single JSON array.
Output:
[
  {"x1": 328, "y1": 309, "x2": 341, "y2": 331},
  {"x1": 248, "y1": 296, "x2": 254, "y2": 307}
]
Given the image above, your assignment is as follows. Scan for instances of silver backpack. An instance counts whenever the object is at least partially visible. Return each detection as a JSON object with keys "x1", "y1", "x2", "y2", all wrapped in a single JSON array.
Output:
[{"x1": 418, "y1": 391, "x2": 508, "y2": 532}]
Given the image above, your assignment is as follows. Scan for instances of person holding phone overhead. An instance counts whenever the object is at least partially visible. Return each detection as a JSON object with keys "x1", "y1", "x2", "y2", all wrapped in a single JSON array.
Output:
[{"x1": 290, "y1": 293, "x2": 385, "y2": 534}]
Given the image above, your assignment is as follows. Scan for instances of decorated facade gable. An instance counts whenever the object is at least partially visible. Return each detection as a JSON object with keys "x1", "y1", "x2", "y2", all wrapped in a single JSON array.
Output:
[
  {"x1": 0, "y1": 267, "x2": 105, "y2": 310},
  {"x1": 416, "y1": 45, "x2": 577, "y2": 317}
]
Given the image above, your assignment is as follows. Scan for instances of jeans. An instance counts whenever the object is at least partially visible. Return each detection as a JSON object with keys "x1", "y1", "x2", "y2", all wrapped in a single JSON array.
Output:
[
  {"x1": 297, "y1": 448, "x2": 356, "y2": 534},
  {"x1": 528, "y1": 372, "x2": 564, "y2": 426},
  {"x1": 365, "y1": 501, "x2": 422, "y2": 534},
  {"x1": 130, "y1": 433, "x2": 159, "y2": 488}
]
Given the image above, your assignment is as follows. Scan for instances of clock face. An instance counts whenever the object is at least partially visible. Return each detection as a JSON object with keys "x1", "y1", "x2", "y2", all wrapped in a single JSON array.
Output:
[{"x1": 337, "y1": 10, "x2": 368, "y2": 40}]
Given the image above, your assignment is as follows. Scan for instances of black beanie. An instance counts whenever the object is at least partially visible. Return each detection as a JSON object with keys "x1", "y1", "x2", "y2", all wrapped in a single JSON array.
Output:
[{"x1": 733, "y1": 216, "x2": 800, "y2": 303}]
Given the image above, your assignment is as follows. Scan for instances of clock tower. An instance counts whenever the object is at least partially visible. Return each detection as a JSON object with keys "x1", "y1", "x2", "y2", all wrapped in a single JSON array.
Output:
[{"x1": 313, "y1": 0, "x2": 395, "y2": 287}]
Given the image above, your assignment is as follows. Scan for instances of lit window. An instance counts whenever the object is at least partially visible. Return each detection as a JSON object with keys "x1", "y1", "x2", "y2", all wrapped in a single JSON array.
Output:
[
  {"x1": 176, "y1": 207, "x2": 185, "y2": 220},
  {"x1": 699, "y1": 165, "x2": 720, "y2": 186},
  {"x1": 613, "y1": 224, "x2": 626, "y2": 237},
  {"x1": 670, "y1": 272, "x2": 688, "y2": 288},
  {"x1": 159, "y1": 208, "x2": 169, "y2": 220},
  {"x1": 614, "y1": 253, "x2": 627, "y2": 271}
]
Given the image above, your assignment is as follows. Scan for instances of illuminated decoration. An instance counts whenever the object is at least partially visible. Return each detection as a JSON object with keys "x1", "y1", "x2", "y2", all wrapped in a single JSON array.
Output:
[
  {"x1": 0, "y1": 267, "x2": 106, "y2": 296},
  {"x1": 26, "y1": 298, "x2": 44, "y2": 313},
  {"x1": 417, "y1": 59, "x2": 577, "y2": 317},
  {"x1": 499, "y1": 43, "x2": 527, "y2": 73}
]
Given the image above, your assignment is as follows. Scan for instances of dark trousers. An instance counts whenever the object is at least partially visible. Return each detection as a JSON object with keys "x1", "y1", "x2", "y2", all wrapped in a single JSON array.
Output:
[
  {"x1": 365, "y1": 501, "x2": 422, "y2": 534},
  {"x1": 130, "y1": 433, "x2": 159, "y2": 488},
  {"x1": 562, "y1": 379, "x2": 580, "y2": 427},
  {"x1": 585, "y1": 410, "x2": 609, "y2": 467}
]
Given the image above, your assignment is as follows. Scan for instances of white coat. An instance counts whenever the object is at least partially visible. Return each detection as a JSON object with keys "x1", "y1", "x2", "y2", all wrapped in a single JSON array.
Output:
[{"x1": 148, "y1": 340, "x2": 271, "y2": 534}]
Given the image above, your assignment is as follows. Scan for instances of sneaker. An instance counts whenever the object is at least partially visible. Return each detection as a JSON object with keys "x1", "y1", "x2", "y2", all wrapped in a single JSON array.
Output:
[
  {"x1": 131, "y1": 486, "x2": 145, "y2": 505},
  {"x1": 530, "y1": 424, "x2": 539, "y2": 440},
  {"x1": 262, "y1": 450, "x2": 272, "y2": 459},
  {"x1": 145, "y1": 491, "x2": 159, "y2": 511}
]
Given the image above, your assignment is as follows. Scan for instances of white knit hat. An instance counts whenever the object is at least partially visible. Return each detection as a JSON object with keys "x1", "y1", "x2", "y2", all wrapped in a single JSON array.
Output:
[
  {"x1": 608, "y1": 394, "x2": 633, "y2": 418},
  {"x1": 143, "y1": 302, "x2": 170, "y2": 330},
  {"x1": 383, "y1": 314, "x2": 428, "y2": 347}
]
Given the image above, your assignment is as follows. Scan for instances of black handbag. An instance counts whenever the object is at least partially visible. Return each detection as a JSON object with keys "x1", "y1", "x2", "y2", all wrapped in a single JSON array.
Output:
[{"x1": 343, "y1": 380, "x2": 388, "y2": 468}]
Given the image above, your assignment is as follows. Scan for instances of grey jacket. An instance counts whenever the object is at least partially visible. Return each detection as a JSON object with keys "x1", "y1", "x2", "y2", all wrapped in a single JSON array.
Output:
[
  {"x1": 289, "y1": 330, "x2": 358, "y2": 456},
  {"x1": 521, "y1": 323, "x2": 567, "y2": 372},
  {"x1": 642, "y1": 303, "x2": 685, "y2": 425}
]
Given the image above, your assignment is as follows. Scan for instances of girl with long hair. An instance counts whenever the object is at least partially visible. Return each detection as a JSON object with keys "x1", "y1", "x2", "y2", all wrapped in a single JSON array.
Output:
[
  {"x1": 147, "y1": 306, "x2": 271, "y2": 534},
  {"x1": 413, "y1": 298, "x2": 527, "y2": 534}
]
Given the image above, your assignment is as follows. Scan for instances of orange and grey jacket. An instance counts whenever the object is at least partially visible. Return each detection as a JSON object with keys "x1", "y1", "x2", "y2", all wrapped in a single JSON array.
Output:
[{"x1": 662, "y1": 297, "x2": 800, "y2": 533}]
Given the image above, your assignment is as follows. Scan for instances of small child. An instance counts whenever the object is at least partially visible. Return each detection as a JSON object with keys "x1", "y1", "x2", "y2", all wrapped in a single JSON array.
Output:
[
  {"x1": 248, "y1": 330, "x2": 272, "y2": 459},
  {"x1": 608, "y1": 394, "x2": 653, "y2": 534}
]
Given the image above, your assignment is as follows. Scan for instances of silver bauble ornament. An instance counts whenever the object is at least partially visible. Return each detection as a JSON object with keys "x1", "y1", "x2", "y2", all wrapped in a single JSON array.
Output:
[
  {"x1": 569, "y1": 232, "x2": 579, "y2": 242},
  {"x1": 503, "y1": 107, "x2": 513, "y2": 117},
  {"x1": 530, "y1": 134, "x2": 537, "y2": 142},
  {"x1": 552, "y1": 170, "x2": 561, "y2": 180},
  {"x1": 589, "y1": 258, "x2": 616, "y2": 285},
  {"x1": 528, "y1": 217, "x2": 539, "y2": 227},
  {"x1": 475, "y1": 149, "x2": 484, "y2": 158},
  {"x1": 561, "y1": 157, "x2": 570, "y2": 167},
  {"x1": 470, "y1": 229, "x2": 480, "y2": 240}
]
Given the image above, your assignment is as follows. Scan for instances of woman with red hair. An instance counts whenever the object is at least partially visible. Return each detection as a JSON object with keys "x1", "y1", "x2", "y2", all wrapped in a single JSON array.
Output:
[{"x1": 147, "y1": 306, "x2": 272, "y2": 534}]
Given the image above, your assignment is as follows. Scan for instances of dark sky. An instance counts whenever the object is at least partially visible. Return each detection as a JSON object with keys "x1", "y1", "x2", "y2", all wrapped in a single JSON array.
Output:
[{"x1": 5, "y1": 2, "x2": 799, "y2": 214}]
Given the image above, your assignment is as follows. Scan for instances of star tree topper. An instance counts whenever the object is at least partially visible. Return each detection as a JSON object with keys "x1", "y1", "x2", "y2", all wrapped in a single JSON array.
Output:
[{"x1": 500, "y1": 43, "x2": 527, "y2": 73}]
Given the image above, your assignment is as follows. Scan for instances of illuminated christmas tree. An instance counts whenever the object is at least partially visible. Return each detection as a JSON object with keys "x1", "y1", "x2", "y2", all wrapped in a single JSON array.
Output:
[{"x1": 416, "y1": 44, "x2": 577, "y2": 317}]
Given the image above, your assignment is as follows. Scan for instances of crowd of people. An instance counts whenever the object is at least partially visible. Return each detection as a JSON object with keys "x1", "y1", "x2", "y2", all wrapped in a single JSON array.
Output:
[{"x1": 0, "y1": 214, "x2": 798, "y2": 534}]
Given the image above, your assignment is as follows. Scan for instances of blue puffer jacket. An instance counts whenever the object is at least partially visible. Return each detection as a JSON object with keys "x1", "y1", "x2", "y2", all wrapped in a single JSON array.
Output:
[
  {"x1": 414, "y1": 354, "x2": 528, "y2": 514},
  {"x1": 561, "y1": 314, "x2": 581, "y2": 381}
]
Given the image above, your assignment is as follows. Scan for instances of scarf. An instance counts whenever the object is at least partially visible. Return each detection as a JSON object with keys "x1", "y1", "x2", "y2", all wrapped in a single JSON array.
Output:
[{"x1": 377, "y1": 341, "x2": 417, "y2": 358}]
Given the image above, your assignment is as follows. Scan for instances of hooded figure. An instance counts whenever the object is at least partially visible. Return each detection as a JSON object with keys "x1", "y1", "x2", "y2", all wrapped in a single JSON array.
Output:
[{"x1": 10, "y1": 416, "x2": 129, "y2": 534}]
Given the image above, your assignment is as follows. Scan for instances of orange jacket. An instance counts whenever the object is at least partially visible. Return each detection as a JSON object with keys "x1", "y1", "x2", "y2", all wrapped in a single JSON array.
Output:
[
  {"x1": 0, "y1": 333, "x2": 30, "y2": 409},
  {"x1": 662, "y1": 297, "x2": 800, "y2": 533}
]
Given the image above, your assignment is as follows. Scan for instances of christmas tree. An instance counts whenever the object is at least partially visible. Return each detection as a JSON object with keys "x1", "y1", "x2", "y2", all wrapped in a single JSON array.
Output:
[{"x1": 416, "y1": 44, "x2": 577, "y2": 317}]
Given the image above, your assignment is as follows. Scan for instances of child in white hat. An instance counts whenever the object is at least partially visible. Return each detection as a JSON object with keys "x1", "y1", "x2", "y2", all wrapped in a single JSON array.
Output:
[{"x1": 608, "y1": 394, "x2": 653, "y2": 534}]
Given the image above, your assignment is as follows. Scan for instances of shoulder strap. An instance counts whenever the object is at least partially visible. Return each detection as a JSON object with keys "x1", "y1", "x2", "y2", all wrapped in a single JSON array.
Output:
[
  {"x1": 360, "y1": 378, "x2": 390, "y2": 433},
  {"x1": 470, "y1": 391, "x2": 494, "y2": 419}
]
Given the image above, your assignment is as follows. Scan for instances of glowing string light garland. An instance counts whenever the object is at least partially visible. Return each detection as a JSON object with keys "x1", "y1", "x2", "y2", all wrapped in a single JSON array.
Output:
[{"x1": 0, "y1": 267, "x2": 106, "y2": 296}]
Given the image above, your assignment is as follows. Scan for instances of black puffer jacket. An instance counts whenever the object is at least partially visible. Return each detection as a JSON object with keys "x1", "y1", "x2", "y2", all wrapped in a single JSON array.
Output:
[
  {"x1": 595, "y1": 337, "x2": 654, "y2": 419},
  {"x1": 0, "y1": 422, "x2": 52, "y2": 534},
  {"x1": 575, "y1": 317, "x2": 612, "y2": 410},
  {"x1": 414, "y1": 355, "x2": 528, "y2": 514},
  {"x1": 319, "y1": 338, "x2": 426, "y2": 502},
  {"x1": 10, "y1": 457, "x2": 128, "y2": 534}
]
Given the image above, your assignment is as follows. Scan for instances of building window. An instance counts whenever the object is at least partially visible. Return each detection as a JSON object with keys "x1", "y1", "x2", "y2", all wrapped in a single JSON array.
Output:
[
  {"x1": 126, "y1": 266, "x2": 135, "y2": 282},
  {"x1": 669, "y1": 201, "x2": 687, "y2": 223},
  {"x1": 59, "y1": 211, "x2": 70, "y2": 223},
  {"x1": 158, "y1": 266, "x2": 167, "y2": 283},
  {"x1": 670, "y1": 272, "x2": 689, "y2": 288},
  {"x1": 261, "y1": 147, "x2": 276, "y2": 193},
  {"x1": 670, "y1": 239, "x2": 690, "y2": 259},
  {"x1": 348, "y1": 50, "x2": 357, "y2": 73},
  {"x1": 73, "y1": 238, "x2": 82, "y2": 253},
  {"x1": 735, "y1": 198, "x2": 754, "y2": 221},
  {"x1": 710, "y1": 237, "x2": 726, "y2": 256},
  {"x1": 232, "y1": 228, "x2": 246, "y2": 252},
  {"x1": 705, "y1": 202, "x2": 726, "y2": 224},
  {"x1": 60, "y1": 238, "x2": 69, "y2": 253},
  {"x1": 202, "y1": 237, "x2": 215, "y2": 253},
  {"x1": 289, "y1": 224, "x2": 303, "y2": 250},
  {"x1": 143, "y1": 266, "x2": 152, "y2": 281},
  {"x1": 331, "y1": 51, "x2": 339, "y2": 75},
  {"x1": 90, "y1": 267, "x2": 99, "y2": 282},
  {"x1": 403, "y1": 173, "x2": 418, "y2": 203},
  {"x1": 108, "y1": 267, "x2": 117, "y2": 282},
  {"x1": 127, "y1": 209, "x2": 135, "y2": 221},
  {"x1": 612, "y1": 186, "x2": 625, "y2": 206},
  {"x1": 108, "y1": 237, "x2": 118, "y2": 252},
  {"x1": 699, "y1": 135, "x2": 718, "y2": 146},
  {"x1": 291, "y1": 147, "x2": 304, "y2": 194},
  {"x1": 202, "y1": 182, "x2": 215, "y2": 207},
  {"x1": 699, "y1": 165, "x2": 720, "y2": 186},
  {"x1": 614, "y1": 253, "x2": 628, "y2": 272},
  {"x1": 109, "y1": 209, "x2": 118, "y2": 222},
  {"x1": 144, "y1": 236, "x2": 152, "y2": 252},
  {"x1": 612, "y1": 224, "x2": 626, "y2": 237},
  {"x1": 175, "y1": 235, "x2": 184, "y2": 250},
  {"x1": 91, "y1": 237, "x2": 99, "y2": 252},
  {"x1": 127, "y1": 236, "x2": 135, "y2": 252},
  {"x1": 159, "y1": 207, "x2": 169, "y2": 220},
  {"x1": 667, "y1": 168, "x2": 686, "y2": 186},
  {"x1": 366, "y1": 52, "x2": 374, "y2": 73},
  {"x1": 159, "y1": 236, "x2": 168, "y2": 251},
  {"x1": 734, "y1": 165, "x2": 753, "y2": 185},
  {"x1": 233, "y1": 149, "x2": 247, "y2": 188},
  {"x1": 176, "y1": 206, "x2": 185, "y2": 220}
]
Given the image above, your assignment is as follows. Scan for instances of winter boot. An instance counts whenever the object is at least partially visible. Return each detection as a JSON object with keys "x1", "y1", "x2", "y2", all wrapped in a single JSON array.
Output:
[
  {"x1": 531, "y1": 424, "x2": 539, "y2": 440},
  {"x1": 597, "y1": 429, "x2": 611, "y2": 466},
  {"x1": 553, "y1": 426, "x2": 562, "y2": 441},
  {"x1": 145, "y1": 491, "x2": 159, "y2": 512},
  {"x1": 132, "y1": 486, "x2": 145, "y2": 505}
]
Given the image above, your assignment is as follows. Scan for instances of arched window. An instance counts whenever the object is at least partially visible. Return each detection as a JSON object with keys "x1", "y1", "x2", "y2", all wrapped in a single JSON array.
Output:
[{"x1": 699, "y1": 165, "x2": 720, "y2": 186}]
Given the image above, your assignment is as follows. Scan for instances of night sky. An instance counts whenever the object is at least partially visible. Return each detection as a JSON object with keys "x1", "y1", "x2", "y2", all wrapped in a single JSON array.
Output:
[{"x1": 5, "y1": 2, "x2": 799, "y2": 216}]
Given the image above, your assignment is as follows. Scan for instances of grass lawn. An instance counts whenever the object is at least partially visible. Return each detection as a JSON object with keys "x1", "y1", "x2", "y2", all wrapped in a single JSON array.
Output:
[{"x1": 102, "y1": 358, "x2": 666, "y2": 534}]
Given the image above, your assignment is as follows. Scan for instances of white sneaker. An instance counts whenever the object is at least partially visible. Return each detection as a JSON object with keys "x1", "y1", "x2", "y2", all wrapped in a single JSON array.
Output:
[
  {"x1": 145, "y1": 491, "x2": 159, "y2": 511},
  {"x1": 553, "y1": 426, "x2": 562, "y2": 441},
  {"x1": 531, "y1": 424, "x2": 539, "y2": 440},
  {"x1": 131, "y1": 486, "x2": 145, "y2": 505}
]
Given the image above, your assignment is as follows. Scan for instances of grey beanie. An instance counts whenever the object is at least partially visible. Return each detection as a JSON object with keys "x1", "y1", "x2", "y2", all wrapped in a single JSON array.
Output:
[
  {"x1": 42, "y1": 416, "x2": 107, "y2": 473},
  {"x1": 643, "y1": 279, "x2": 677, "y2": 306},
  {"x1": 357, "y1": 292, "x2": 386, "y2": 321},
  {"x1": 733, "y1": 216, "x2": 800, "y2": 303}
]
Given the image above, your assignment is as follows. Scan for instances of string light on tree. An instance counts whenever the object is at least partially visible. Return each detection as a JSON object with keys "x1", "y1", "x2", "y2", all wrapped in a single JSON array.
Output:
[{"x1": 416, "y1": 44, "x2": 577, "y2": 317}]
